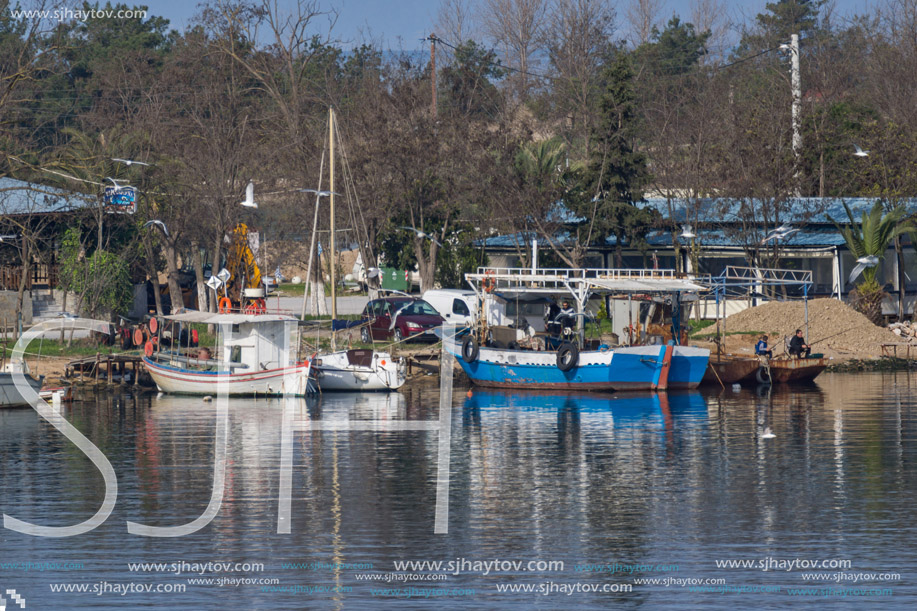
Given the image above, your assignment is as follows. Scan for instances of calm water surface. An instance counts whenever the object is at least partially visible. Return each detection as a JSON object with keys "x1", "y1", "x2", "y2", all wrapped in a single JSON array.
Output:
[{"x1": 1, "y1": 373, "x2": 915, "y2": 609}]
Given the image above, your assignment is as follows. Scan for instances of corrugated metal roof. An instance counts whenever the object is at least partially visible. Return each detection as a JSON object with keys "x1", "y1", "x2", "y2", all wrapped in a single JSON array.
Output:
[{"x1": 0, "y1": 177, "x2": 92, "y2": 215}]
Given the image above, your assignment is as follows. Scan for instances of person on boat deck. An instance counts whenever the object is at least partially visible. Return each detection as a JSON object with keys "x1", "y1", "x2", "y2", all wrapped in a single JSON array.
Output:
[
  {"x1": 558, "y1": 300, "x2": 576, "y2": 333},
  {"x1": 788, "y1": 329, "x2": 811, "y2": 358},
  {"x1": 755, "y1": 334, "x2": 773, "y2": 358}
]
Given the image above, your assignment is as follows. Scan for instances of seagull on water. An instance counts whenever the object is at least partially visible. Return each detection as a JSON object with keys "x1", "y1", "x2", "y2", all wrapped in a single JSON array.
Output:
[
  {"x1": 760, "y1": 224, "x2": 799, "y2": 245},
  {"x1": 240, "y1": 181, "x2": 257, "y2": 208},
  {"x1": 848, "y1": 254, "x2": 879, "y2": 284},
  {"x1": 112, "y1": 157, "x2": 152, "y2": 167},
  {"x1": 399, "y1": 226, "x2": 442, "y2": 247},
  {"x1": 142, "y1": 219, "x2": 170, "y2": 238},
  {"x1": 853, "y1": 144, "x2": 870, "y2": 158},
  {"x1": 762, "y1": 427, "x2": 776, "y2": 439}
]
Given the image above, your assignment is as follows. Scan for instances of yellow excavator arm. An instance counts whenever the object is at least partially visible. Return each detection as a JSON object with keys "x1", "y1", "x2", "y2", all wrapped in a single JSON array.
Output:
[{"x1": 225, "y1": 223, "x2": 262, "y2": 303}]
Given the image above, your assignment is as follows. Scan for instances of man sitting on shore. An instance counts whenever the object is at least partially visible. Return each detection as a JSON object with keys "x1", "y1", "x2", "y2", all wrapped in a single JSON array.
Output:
[{"x1": 788, "y1": 329, "x2": 811, "y2": 358}]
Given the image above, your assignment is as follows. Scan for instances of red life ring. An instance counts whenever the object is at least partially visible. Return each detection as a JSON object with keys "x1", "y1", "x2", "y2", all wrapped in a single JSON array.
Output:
[
  {"x1": 133, "y1": 328, "x2": 144, "y2": 346},
  {"x1": 144, "y1": 341, "x2": 154, "y2": 357},
  {"x1": 245, "y1": 298, "x2": 267, "y2": 314},
  {"x1": 219, "y1": 297, "x2": 232, "y2": 313},
  {"x1": 482, "y1": 270, "x2": 496, "y2": 293},
  {"x1": 149, "y1": 317, "x2": 158, "y2": 334}
]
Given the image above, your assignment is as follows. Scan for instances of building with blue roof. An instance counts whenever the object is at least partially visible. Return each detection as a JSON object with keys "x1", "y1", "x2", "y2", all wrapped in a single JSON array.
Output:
[{"x1": 476, "y1": 197, "x2": 917, "y2": 316}]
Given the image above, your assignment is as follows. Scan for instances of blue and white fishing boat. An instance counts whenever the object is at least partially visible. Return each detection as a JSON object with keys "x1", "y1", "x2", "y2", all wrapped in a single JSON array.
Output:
[{"x1": 446, "y1": 267, "x2": 710, "y2": 392}]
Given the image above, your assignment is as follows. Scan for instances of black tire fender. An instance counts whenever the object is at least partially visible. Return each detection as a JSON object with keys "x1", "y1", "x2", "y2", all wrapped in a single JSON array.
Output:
[
  {"x1": 556, "y1": 341, "x2": 579, "y2": 372},
  {"x1": 756, "y1": 366, "x2": 771, "y2": 385},
  {"x1": 462, "y1": 335, "x2": 479, "y2": 363}
]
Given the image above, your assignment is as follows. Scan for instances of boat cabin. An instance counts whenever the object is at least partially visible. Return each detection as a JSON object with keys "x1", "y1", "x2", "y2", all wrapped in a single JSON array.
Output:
[{"x1": 157, "y1": 311, "x2": 302, "y2": 373}]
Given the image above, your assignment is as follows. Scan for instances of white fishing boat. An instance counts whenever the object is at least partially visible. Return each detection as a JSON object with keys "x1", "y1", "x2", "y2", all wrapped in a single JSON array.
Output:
[
  {"x1": 0, "y1": 359, "x2": 44, "y2": 408},
  {"x1": 311, "y1": 348, "x2": 406, "y2": 391},
  {"x1": 143, "y1": 311, "x2": 312, "y2": 396}
]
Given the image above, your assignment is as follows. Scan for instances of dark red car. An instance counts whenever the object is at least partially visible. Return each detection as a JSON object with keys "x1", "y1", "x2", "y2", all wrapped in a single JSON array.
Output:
[{"x1": 360, "y1": 297, "x2": 444, "y2": 343}]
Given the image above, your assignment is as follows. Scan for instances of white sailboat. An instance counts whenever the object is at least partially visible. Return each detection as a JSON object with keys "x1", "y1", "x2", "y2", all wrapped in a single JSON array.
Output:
[{"x1": 309, "y1": 107, "x2": 406, "y2": 392}]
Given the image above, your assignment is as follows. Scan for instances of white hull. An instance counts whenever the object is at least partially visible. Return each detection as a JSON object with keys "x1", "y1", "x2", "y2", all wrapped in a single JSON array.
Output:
[
  {"x1": 0, "y1": 372, "x2": 44, "y2": 408},
  {"x1": 143, "y1": 357, "x2": 312, "y2": 396},
  {"x1": 312, "y1": 350, "x2": 406, "y2": 391}
]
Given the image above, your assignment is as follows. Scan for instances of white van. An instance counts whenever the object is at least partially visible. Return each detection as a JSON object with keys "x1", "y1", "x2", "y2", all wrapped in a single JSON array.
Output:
[{"x1": 422, "y1": 289, "x2": 478, "y2": 326}]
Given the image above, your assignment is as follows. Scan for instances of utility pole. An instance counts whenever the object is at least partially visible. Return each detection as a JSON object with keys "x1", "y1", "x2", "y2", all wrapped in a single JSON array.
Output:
[
  {"x1": 430, "y1": 34, "x2": 437, "y2": 117},
  {"x1": 790, "y1": 33, "x2": 802, "y2": 197}
]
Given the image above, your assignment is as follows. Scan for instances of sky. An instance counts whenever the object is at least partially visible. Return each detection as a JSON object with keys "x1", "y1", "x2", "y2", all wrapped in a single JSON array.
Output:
[{"x1": 147, "y1": 0, "x2": 879, "y2": 50}]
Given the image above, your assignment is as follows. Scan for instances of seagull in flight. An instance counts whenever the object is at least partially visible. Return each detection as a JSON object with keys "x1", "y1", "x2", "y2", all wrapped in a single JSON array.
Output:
[
  {"x1": 105, "y1": 177, "x2": 129, "y2": 189},
  {"x1": 142, "y1": 219, "x2": 170, "y2": 238},
  {"x1": 853, "y1": 144, "x2": 870, "y2": 158},
  {"x1": 298, "y1": 188, "x2": 341, "y2": 197},
  {"x1": 0, "y1": 234, "x2": 18, "y2": 242},
  {"x1": 760, "y1": 224, "x2": 799, "y2": 244},
  {"x1": 112, "y1": 158, "x2": 152, "y2": 167},
  {"x1": 679, "y1": 225, "x2": 695, "y2": 239},
  {"x1": 848, "y1": 254, "x2": 879, "y2": 284},
  {"x1": 399, "y1": 227, "x2": 442, "y2": 247},
  {"x1": 240, "y1": 181, "x2": 257, "y2": 208}
]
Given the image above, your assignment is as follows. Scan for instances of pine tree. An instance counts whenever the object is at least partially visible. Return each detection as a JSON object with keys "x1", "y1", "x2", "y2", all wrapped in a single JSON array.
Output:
[{"x1": 575, "y1": 51, "x2": 653, "y2": 267}]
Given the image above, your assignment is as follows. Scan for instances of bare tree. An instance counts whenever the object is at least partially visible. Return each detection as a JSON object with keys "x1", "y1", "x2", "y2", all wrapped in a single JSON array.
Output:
[
  {"x1": 436, "y1": 0, "x2": 481, "y2": 45},
  {"x1": 689, "y1": 0, "x2": 731, "y2": 59},
  {"x1": 481, "y1": 0, "x2": 548, "y2": 99},
  {"x1": 624, "y1": 0, "x2": 666, "y2": 46},
  {"x1": 544, "y1": 0, "x2": 617, "y2": 155},
  {"x1": 216, "y1": 0, "x2": 341, "y2": 314}
]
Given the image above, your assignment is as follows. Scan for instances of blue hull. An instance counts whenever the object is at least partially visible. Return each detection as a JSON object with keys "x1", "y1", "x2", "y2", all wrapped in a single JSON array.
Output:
[{"x1": 451, "y1": 343, "x2": 709, "y2": 391}]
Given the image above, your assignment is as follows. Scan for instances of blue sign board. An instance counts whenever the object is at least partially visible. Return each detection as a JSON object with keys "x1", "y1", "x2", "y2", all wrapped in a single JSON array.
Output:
[{"x1": 103, "y1": 186, "x2": 136, "y2": 214}]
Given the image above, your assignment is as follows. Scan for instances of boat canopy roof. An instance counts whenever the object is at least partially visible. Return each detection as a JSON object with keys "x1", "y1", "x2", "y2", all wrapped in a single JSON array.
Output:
[
  {"x1": 586, "y1": 278, "x2": 706, "y2": 293},
  {"x1": 467, "y1": 267, "x2": 708, "y2": 297},
  {"x1": 493, "y1": 292, "x2": 555, "y2": 304},
  {"x1": 162, "y1": 311, "x2": 296, "y2": 324}
]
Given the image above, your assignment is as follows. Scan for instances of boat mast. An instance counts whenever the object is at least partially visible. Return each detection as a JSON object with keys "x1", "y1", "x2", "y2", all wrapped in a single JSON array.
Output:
[{"x1": 330, "y1": 107, "x2": 337, "y2": 322}]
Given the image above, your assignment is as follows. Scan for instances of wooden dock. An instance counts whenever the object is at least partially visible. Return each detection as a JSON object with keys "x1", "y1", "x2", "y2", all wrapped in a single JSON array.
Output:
[{"x1": 66, "y1": 353, "x2": 145, "y2": 385}]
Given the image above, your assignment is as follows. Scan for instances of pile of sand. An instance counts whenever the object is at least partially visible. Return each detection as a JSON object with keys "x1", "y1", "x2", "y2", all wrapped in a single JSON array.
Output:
[{"x1": 696, "y1": 298, "x2": 900, "y2": 359}]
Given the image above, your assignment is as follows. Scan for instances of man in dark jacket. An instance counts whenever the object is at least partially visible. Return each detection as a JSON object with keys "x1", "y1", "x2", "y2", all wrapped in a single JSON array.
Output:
[{"x1": 788, "y1": 329, "x2": 811, "y2": 358}]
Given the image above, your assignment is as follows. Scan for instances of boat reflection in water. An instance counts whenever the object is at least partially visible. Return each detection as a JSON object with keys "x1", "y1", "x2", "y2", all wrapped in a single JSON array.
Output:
[{"x1": 462, "y1": 388, "x2": 709, "y2": 437}]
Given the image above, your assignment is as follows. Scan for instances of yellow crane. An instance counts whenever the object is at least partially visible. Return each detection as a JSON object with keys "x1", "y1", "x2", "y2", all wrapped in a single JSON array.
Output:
[{"x1": 221, "y1": 222, "x2": 265, "y2": 312}]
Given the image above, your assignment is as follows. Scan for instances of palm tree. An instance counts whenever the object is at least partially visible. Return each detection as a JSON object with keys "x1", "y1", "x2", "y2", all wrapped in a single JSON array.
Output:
[{"x1": 831, "y1": 201, "x2": 914, "y2": 325}]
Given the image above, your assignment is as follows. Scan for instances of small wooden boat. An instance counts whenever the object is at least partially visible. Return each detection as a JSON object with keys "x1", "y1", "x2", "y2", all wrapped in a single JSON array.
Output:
[
  {"x1": 702, "y1": 355, "x2": 761, "y2": 385},
  {"x1": 39, "y1": 385, "x2": 73, "y2": 402},
  {"x1": 764, "y1": 356, "x2": 828, "y2": 383},
  {"x1": 703, "y1": 354, "x2": 828, "y2": 385},
  {"x1": 311, "y1": 349, "x2": 406, "y2": 391},
  {"x1": 143, "y1": 311, "x2": 312, "y2": 396}
]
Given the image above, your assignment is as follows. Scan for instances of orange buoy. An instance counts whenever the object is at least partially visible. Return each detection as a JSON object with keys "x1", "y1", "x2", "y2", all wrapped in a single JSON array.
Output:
[
  {"x1": 149, "y1": 317, "x2": 158, "y2": 334},
  {"x1": 144, "y1": 341, "x2": 154, "y2": 357},
  {"x1": 133, "y1": 328, "x2": 144, "y2": 346}
]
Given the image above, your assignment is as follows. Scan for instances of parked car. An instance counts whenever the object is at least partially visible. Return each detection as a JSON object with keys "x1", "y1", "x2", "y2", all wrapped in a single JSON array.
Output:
[
  {"x1": 421, "y1": 289, "x2": 478, "y2": 327},
  {"x1": 360, "y1": 297, "x2": 444, "y2": 343}
]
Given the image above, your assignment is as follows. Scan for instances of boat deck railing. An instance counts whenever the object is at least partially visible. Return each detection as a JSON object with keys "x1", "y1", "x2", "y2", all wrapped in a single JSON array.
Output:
[{"x1": 469, "y1": 267, "x2": 711, "y2": 292}]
